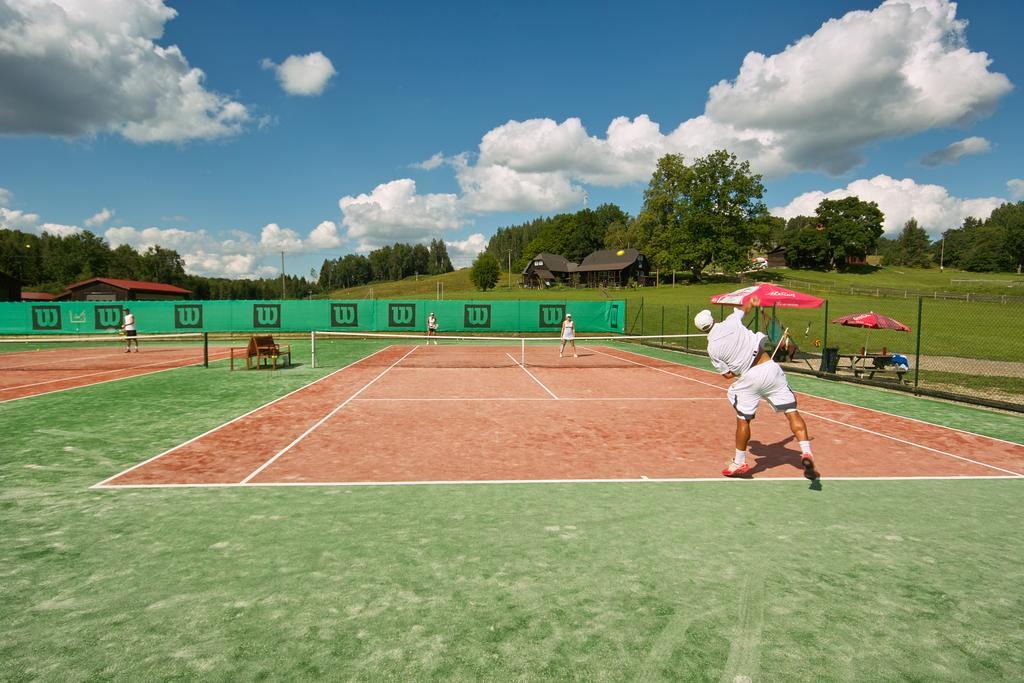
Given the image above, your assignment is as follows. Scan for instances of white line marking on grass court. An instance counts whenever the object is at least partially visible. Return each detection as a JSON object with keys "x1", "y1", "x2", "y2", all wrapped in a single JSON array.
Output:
[
  {"x1": 506, "y1": 352, "x2": 558, "y2": 399},
  {"x1": 239, "y1": 345, "x2": 420, "y2": 484},
  {"x1": 589, "y1": 345, "x2": 1024, "y2": 477},
  {"x1": 93, "y1": 474, "x2": 1024, "y2": 490},
  {"x1": 1, "y1": 350, "x2": 226, "y2": 392},
  {"x1": 91, "y1": 346, "x2": 396, "y2": 488},
  {"x1": 1, "y1": 349, "x2": 234, "y2": 405}
]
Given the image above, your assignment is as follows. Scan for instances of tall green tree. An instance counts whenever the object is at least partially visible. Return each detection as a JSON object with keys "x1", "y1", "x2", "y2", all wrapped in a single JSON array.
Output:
[
  {"x1": 782, "y1": 218, "x2": 831, "y2": 269},
  {"x1": 636, "y1": 150, "x2": 768, "y2": 280},
  {"x1": 469, "y1": 251, "x2": 500, "y2": 291},
  {"x1": 986, "y1": 201, "x2": 1024, "y2": 273},
  {"x1": 884, "y1": 218, "x2": 932, "y2": 267},
  {"x1": 428, "y1": 239, "x2": 453, "y2": 274},
  {"x1": 815, "y1": 196, "x2": 884, "y2": 269}
]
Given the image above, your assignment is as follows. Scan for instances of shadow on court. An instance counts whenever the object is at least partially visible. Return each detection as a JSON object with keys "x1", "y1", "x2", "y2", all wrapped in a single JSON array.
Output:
[{"x1": 748, "y1": 437, "x2": 824, "y2": 490}]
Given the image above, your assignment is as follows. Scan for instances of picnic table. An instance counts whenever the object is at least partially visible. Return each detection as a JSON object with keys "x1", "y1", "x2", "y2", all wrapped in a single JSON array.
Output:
[{"x1": 838, "y1": 353, "x2": 908, "y2": 382}]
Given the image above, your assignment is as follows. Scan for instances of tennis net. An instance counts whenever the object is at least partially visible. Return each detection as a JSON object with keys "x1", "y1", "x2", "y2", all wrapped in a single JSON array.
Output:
[
  {"x1": 310, "y1": 330, "x2": 706, "y2": 369},
  {"x1": 0, "y1": 333, "x2": 213, "y2": 371}
]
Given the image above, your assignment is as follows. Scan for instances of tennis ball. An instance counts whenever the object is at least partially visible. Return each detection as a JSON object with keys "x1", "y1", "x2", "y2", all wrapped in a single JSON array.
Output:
[{"x1": 616, "y1": 249, "x2": 625, "y2": 256}]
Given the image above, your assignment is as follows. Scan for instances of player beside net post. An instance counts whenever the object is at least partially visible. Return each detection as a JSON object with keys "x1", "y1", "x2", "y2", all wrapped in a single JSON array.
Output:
[
  {"x1": 696, "y1": 296, "x2": 819, "y2": 480},
  {"x1": 426, "y1": 312, "x2": 439, "y2": 345}
]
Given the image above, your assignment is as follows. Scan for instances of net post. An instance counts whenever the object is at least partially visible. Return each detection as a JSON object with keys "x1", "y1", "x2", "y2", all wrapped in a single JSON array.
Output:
[
  {"x1": 311, "y1": 330, "x2": 317, "y2": 369},
  {"x1": 520, "y1": 337, "x2": 525, "y2": 366},
  {"x1": 203, "y1": 332, "x2": 209, "y2": 368}
]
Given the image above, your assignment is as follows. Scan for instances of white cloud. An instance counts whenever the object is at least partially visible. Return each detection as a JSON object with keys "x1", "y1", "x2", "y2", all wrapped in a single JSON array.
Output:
[
  {"x1": 39, "y1": 222, "x2": 82, "y2": 236},
  {"x1": 261, "y1": 52, "x2": 336, "y2": 96},
  {"x1": 0, "y1": 0, "x2": 251, "y2": 142},
  {"x1": 338, "y1": 179, "x2": 463, "y2": 251},
  {"x1": 412, "y1": 153, "x2": 446, "y2": 170},
  {"x1": 771, "y1": 174, "x2": 1006, "y2": 237},
  {"x1": 0, "y1": 187, "x2": 11, "y2": 206},
  {"x1": 921, "y1": 136, "x2": 992, "y2": 167},
  {"x1": 84, "y1": 207, "x2": 114, "y2": 227},
  {"x1": 307, "y1": 220, "x2": 342, "y2": 249},
  {"x1": 445, "y1": 233, "x2": 488, "y2": 268},
  {"x1": 1008, "y1": 179, "x2": 1024, "y2": 200},
  {"x1": 259, "y1": 223, "x2": 304, "y2": 252}
]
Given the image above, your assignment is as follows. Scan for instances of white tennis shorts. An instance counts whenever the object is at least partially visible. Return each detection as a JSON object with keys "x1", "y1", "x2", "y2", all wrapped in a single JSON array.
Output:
[
  {"x1": 727, "y1": 360, "x2": 797, "y2": 420},
  {"x1": 561, "y1": 332, "x2": 574, "y2": 340}
]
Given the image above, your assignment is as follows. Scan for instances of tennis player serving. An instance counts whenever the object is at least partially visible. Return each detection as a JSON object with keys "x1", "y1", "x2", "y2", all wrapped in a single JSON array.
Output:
[{"x1": 696, "y1": 296, "x2": 819, "y2": 479}]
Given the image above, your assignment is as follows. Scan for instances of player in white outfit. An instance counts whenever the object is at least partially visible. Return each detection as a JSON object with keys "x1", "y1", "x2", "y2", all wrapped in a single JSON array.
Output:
[
  {"x1": 559, "y1": 314, "x2": 577, "y2": 358},
  {"x1": 695, "y1": 296, "x2": 819, "y2": 479},
  {"x1": 426, "y1": 312, "x2": 438, "y2": 345}
]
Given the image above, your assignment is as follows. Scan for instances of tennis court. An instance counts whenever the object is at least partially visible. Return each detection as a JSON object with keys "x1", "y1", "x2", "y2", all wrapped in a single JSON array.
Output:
[
  {"x1": 94, "y1": 339, "x2": 1024, "y2": 488},
  {"x1": 0, "y1": 333, "x2": 233, "y2": 402}
]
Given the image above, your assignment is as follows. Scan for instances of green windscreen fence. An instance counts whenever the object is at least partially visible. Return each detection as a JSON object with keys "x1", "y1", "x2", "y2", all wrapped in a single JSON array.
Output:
[{"x1": 0, "y1": 300, "x2": 626, "y2": 335}]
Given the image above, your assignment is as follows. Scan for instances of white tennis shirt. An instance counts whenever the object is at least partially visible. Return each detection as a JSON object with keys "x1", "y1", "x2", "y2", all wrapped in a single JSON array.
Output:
[
  {"x1": 123, "y1": 313, "x2": 136, "y2": 331},
  {"x1": 706, "y1": 308, "x2": 765, "y2": 377}
]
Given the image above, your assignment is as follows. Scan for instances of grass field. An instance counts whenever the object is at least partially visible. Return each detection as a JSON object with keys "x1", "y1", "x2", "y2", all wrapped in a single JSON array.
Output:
[{"x1": 2, "y1": 341, "x2": 1023, "y2": 680}]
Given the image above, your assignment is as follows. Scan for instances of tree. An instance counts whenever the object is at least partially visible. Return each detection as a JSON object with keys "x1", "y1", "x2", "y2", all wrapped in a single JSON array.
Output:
[
  {"x1": 960, "y1": 225, "x2": 1013, "y2": 272},
  {"x1": 884, "y1": 218, "x2": 932, "y2": 268},
  {"x1": 139, "y1": 245, "x2": 186, "y2": 285},
  {"x1": 469, "y1": 251, "x2": 500, "y2": 291},
  {"x1": 783, "y1": 220, "x2": 831, "y2": 269},
  {"x1": 986, "y1": 201, "x2": 1024, "y2": 272},
  {"x1": 636, "y1": 150, "x2": 768, "y2": 280},
  {"x1": 814, "y1": 196, "x2": 884, "y2": 269},
  {"x1": 428, "y1": 239, "x2": 453, "y2": 274}
]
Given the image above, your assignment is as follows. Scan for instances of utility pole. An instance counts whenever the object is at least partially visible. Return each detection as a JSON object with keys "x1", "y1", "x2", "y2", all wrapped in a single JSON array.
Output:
[
  {"x1": 939, "y1": 235, "x2": 945, "y2": 272},
  {"x1": 280, "y1": 251, "x2": 286, "y2": 299},
  {"x1": 508, "y1": 250, "x2": 512, "y2": 288}
]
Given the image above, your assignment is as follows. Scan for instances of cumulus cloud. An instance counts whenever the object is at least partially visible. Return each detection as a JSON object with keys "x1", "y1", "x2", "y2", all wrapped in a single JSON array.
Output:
[
  {"x1": 1007, "y1": 179, "x2": 1024, "y2": 200},
  {"x1": 0, "y1": 190, "x2": 82, "y2": 235},
  {"x1": 444, "y1": 233, "x2": 488, "y2": 268},
  {"x1": 0, "y1": 187, "x2": 11, "y2": 206},
  {"x1": 411, "y1": 153, "x2": 446, "y2": 170},
  {"x1": 261, "y1": 52, "x2": 336, "y2": 96},
  {"x1": 921, "y1": 136, "x2": 992, "y2": 167},
  {"x1": 771, "y1": 174, "x2": 1006, "y2": 237},
  {"x1": 38, "y1": 222, "x2": 82, "y2": 236},
  {"x1": 338, "y1": 179, "x2": 463, "y2": 251},
  {"x1": 84, "y1": 208, "x2": 114, "y2": 227},
  {"x1": 0, "y1": 0, "x2": 251, "y2": 142}
]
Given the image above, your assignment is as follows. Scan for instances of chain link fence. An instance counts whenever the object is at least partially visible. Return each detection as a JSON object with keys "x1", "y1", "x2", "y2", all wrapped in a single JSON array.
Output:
[{"x1": 625, "y1": 296, "x2": 1024, "y2": 412}]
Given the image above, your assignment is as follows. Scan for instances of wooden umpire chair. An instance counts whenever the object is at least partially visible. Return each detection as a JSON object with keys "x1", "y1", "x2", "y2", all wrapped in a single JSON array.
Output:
[{"x1": 230, "y1": 335, "x2": 291, "y2": 370}]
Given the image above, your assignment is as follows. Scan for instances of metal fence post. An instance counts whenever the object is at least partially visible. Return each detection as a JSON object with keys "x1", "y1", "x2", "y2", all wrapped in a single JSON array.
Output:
[
  {"x1": 822, "y1": 300, "x2": 829, "y2": 359},
  {"x1": 660, "y1": 306, "x2": 665, "y2": 346},
  {"x1": 685, "y1": 304, "x2": 690, "y2": 351},
  {"x1": 914, "y1": 296, "x2": 923, "y2": 389}
]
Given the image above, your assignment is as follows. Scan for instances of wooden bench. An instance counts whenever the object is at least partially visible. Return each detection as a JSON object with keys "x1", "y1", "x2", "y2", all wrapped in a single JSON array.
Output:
[
  {"x1": 230, "y1": 335, "x2": 291, "y2": 370},
  {"x1": 855, "y1": 356, "x2": 908, "y2": 383}
]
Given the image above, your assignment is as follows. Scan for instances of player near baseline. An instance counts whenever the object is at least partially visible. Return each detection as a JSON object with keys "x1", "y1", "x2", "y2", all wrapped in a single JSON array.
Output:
[
  {"x1": 426, "y1": 311, "x2": 439, "y2": 345},
  {"x1": 559, "y1": 313, "x2": 577, "y2": 358},
  {"x1": 122, "y1": 307, "x2": 139, "y2": 353},
  {"x1": 695, "y1": 296, "x2": 819, "y2": 479}
]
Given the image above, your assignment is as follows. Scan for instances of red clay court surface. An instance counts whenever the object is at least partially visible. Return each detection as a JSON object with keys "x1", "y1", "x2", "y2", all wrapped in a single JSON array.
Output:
[
  {"x1": 94, "y1": 344, "x2": 1024, "y2": 489},
  {"x1": 0, "y1": 343, "x2": 233, "y2": 402}
]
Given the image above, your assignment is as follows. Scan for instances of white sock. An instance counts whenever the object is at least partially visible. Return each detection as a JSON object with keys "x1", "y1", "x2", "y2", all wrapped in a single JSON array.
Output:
[
  {"x1": 734, "y1": 449, "x2": 746, "y2": 465},
  {"x1": 800, "y1": 440, "x2": 812, "y2": 455}
]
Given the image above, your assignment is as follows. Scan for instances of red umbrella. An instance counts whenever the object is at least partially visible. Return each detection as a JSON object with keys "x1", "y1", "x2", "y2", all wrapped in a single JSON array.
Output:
[
  {"x1": 831, "y1": 311, "x2": 911, "y2": 354},
  {"x1": 710, "y1": 283, "x2": 824, "y2": 308}
]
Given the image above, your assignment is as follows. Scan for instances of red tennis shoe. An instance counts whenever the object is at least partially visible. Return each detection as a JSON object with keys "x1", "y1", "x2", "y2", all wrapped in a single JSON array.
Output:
[
  {"x1": 800, "y1": 454, "x2": 820, "y2": 480},
  {"x1": 721, "y1": 462, "x2": 750, "y2": 477}
]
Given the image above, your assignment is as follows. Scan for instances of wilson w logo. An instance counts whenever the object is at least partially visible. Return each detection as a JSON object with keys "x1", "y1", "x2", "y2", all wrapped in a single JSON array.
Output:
[
  {"x1": 32, "y1": 306, "x2": 61, "y2": 330},
  {"x1": 330, "y1": 304, "x2": 358, "y2": 328},
  {"x1": 609, "y1": 304, "x2": 619, "y2": 328},
  {"x1": 388, "y1": 304, "x2": 416, "y2": 328},
  {"x1": 174, "y1": 304, "x2": 203, "y2": 329},
  {"x1": 95, "y1": 306, "x2": 123, "y2": 329},
  {"x1": 253, "y1": 304, "x2": 281, "y2": 328},
  {"x1": 464, "y1": 305, "x2": 491, "y2": 328},
  {"x1": 539, "y1": 304, "x2": 565, "y2": 328}
]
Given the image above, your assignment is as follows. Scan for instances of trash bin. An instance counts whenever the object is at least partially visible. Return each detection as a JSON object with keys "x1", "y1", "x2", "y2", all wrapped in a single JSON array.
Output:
[{"x1": 819, "y1": 347, "x2": 840, "y2": 373}]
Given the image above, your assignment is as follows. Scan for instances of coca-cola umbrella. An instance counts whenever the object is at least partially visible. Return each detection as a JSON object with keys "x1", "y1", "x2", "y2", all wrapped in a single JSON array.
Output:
[
  {"x1": 710, "y1": 283, "x2": 824, "y2": 308},
  {"x1": 831, "y1": 311, "x2": 911, "y2": 354}
]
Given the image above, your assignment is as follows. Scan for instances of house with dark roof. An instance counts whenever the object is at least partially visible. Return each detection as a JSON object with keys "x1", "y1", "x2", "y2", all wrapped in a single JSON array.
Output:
[
  {"x1": 57, "y1": 277, "x2": 192, "y2": 301},
  {"x1": 574, "y1": 249, "x2": 647, "y2": 288},
  {"x1": 522, "y1": 253, "x2": 578, "y2": 288},
  {"x1": 21, "y1": 291, "x2": 56, "y2": 301}
]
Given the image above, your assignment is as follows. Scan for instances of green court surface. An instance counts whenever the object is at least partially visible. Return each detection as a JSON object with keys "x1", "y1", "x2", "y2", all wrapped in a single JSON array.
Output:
[{"x1": 1, "y1": 341, "x2": 1022, "y2": 680}]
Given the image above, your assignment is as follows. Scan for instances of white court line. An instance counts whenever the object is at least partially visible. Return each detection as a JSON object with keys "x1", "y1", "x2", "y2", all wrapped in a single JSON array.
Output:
[
  {"x1": 602, "y1": 342, "x2": 1024, "y2": 449},
  {"x1": 353, "y1": 397, "x2": 721, "y2": 401},
  {"x1": 93, "y1": 474, "x2": 1024, "y2": 490},
  {"x1": 588, "y1": 345, "x2": 1024, "y2": 477},
  {"x1": 1, "y1": 348, "x2": 224, "y2": 392},
  {"x1": 4, "y1": 350, "x2": 130, "y2": 369},
  {"x1": 91, "y1": 346, "x2": 396, "y2": 488},
  {"x1": 239, "y1": 345, "x2": 420, "y2": 484},
  {"x1": 0, "y1": 349, "x2": 235, "y2": 405},
  {"x1": 506, "y1": 352, "x2": 558, "y2": 399}
]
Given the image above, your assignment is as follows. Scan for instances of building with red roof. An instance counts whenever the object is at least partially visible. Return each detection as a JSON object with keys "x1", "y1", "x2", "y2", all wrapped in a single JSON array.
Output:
[{"x1": 57, "y1": 277, "x2": 192, "y2": 301}]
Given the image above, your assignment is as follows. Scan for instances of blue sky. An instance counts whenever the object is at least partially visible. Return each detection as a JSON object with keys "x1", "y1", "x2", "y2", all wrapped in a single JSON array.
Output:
[{"x1": 1, "y1": 0, "x2": 1021, "y2": 280}]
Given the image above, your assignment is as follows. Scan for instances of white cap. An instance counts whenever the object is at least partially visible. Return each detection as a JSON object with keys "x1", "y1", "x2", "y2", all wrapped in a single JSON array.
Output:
[
  {"x1": 565, "y1": 313, "x2": 571, "y2": 318},
  {"x1": 694, "y1": 309, "x2": 714, "y2": 332}
]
